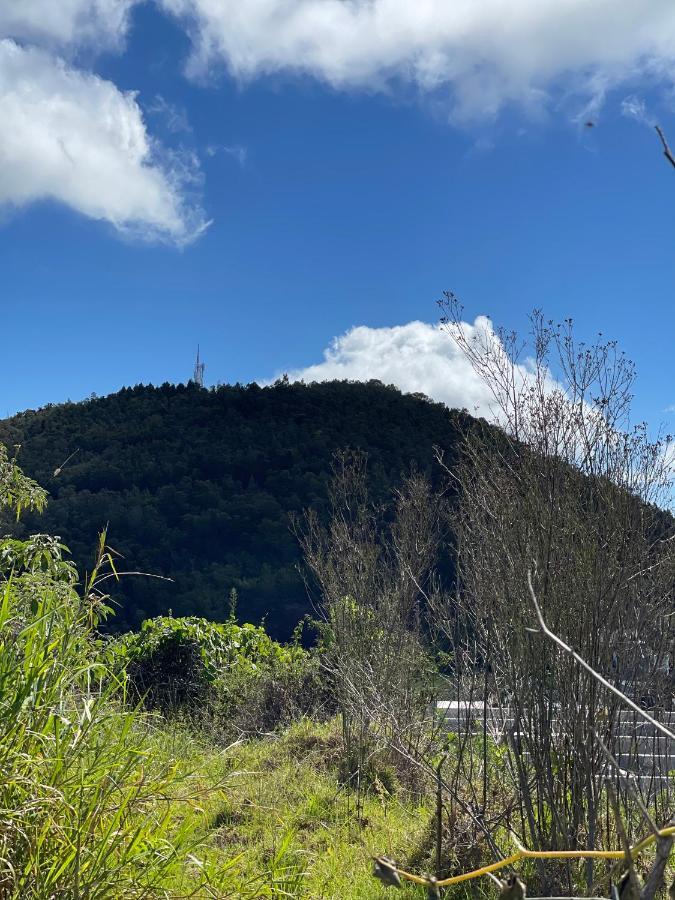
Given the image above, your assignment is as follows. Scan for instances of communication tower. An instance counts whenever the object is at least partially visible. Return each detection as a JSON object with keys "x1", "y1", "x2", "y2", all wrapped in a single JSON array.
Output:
[{"x1": 193, "y1": 345, "x2": 205, "y2": 387}]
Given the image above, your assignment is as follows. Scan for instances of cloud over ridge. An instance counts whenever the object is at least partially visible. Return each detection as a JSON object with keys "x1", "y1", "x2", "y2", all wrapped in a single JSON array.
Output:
[{"x1": 280, "y1": 319, "x2": 504, "y2": 416}]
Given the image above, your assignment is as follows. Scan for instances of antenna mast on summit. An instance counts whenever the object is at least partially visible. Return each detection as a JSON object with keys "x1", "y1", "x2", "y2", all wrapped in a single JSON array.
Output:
[{"x1": 193, "y1": 345, "x2": 205, "y2": 387}]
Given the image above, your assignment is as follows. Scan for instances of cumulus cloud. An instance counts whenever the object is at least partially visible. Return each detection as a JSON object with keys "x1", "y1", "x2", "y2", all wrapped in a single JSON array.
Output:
[
  {"x1": 160, "y1": 0, "x2": 675, "y2": 120},
  {"x1": 277, "y1": 319, "x2": 508, "y2": 417},
  {"x1": 0, "y1": 39, "x2": 209, "y2": 244},
  {"x1": 0, "y1": 0, "x2": 136, "y2": 51}
]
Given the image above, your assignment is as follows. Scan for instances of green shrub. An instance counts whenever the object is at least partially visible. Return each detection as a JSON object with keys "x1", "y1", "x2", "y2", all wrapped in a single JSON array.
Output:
[
  {"x1": 114, "y1": 613, "x2": 317, "y2": 727},
  {"x1": 222, "y1": 650, "x2": 331, "y2": 736}
]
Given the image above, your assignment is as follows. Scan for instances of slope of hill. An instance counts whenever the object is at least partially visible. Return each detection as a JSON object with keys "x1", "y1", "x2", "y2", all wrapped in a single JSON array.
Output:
[{"x1": 0, "y1": 380, "x2": 473, "y2": 636}]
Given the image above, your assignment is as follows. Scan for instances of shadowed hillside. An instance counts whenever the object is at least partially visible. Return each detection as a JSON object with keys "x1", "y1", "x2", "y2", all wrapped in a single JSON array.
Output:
[{"x1": 0, "y1": 380, "x2": 475, "y2": 636}]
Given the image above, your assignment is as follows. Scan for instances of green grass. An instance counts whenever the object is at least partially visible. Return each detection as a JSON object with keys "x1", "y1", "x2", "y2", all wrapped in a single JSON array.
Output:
[
  {"x1": 176, "y1": 718, "x2": 433, "y2": 899},
  {"x1": 0, "y1": 585, "x2": 434, "y2": 898}
]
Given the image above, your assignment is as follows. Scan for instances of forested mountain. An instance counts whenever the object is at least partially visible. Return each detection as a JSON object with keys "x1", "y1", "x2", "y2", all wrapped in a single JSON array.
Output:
[{"x1": 0, "y1": 380, "x2": 474, "y2": 637}]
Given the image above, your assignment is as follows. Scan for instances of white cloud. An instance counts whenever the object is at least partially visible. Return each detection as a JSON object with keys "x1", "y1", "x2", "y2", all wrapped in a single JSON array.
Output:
[
  {"x1": 280, "y1": 320, "x2": 659, "y2": 498},
  {"x1": 161, "y1": 0, "x2": 675, "y2": 120},
  {"x1": 205, "y1": 143, "x2": 248, "y2": 166},
  {"x1": 277, "y1": 319, "x2": 506, "y2": 417},
  {"x1": 222, "y1": 144, "x2": 248, "y2": 166},
  {"x1": 621, "y1": 94, "x2": 654, "y2": 126},
  {"x1": 0, "y1": 0, "x2": 135, "y2": 51},
  {"x1": 0, "y1": 40, "x2": 209, "y2": 244},
  {"x1": 145, "y1": 94, "x2": 193, "y2": 134}
]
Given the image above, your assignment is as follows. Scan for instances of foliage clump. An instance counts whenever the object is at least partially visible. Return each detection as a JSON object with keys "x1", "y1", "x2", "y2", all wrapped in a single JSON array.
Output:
[{"x1": 115, "y1": 612, "x2": 309, "y2": 715}]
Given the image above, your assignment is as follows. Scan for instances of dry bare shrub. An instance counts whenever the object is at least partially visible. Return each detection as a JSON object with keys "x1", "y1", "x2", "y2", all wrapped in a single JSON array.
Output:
[
  {"x1": 436, "y1": 296, "x2": 675, "y2": 891},
  {"x1": 297, "y1": 451, "x2": 446, "y2": 807}
]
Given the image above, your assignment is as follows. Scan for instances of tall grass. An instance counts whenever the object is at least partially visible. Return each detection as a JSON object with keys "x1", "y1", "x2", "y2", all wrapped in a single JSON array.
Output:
[
  {"x1": 0, "y1": 449, "x2": 245, "y2": 898},
  {"x1": 0, "y1": 570, "x2": 246, "y2": 897}
]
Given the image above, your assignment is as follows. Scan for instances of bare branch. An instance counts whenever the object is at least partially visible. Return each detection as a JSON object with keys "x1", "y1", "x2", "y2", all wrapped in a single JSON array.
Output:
[
  {"x1": 655, "y1": 125, "x2": 675, "y2": 170},
  {"x1": 640, "y1": 824, "x2": 674, "y2": 900},
  {"x1": 527, "y1": 571, "x2": 675, "y2": 742},
  {"x1": 594, "y1": 731, "x2": 660, "y2": 840},
  {"x1": 607, "y1": 783, "x2": 641, "y2": 900}
]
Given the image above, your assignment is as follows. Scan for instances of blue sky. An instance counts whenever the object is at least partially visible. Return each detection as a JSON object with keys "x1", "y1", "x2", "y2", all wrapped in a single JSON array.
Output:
[{"x1": 2, "y1": 0, "x2": 675, "y2": 430}]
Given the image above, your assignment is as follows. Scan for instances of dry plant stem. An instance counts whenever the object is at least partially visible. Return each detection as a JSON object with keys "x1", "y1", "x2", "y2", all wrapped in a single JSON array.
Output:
[
  {"x1": 594, "y1": 732, "x2": 660, "y2": 839},
  {"x1": 435, "y1": 753, "x2": 447, "y2": 878},
  {"x1": 94, "y1": 571, "x2": 174, "y2": 585},
  {"x1": 436, "y1": 301, "x2": 675, "y2": 881},
  {"x1": 431, "y1": 301, "x2": 674, "y2": 897},
  {"x1": 607, "y1": 783, "x2": 640, "y2": 900},
  {"x1": 379, "y1": 799, "x2": 675, "y2": 893},
  {"x1": 526, "y1": 573, "x2": 674, "y2": 900},
  {"x1": 526, "y1": 571, "x2": 675, "y2": 742},
  {"x1": 640, "y1": 824, "x2": 674, "y2": 900},
  {"x1": 655, "y1": 125, "x2": 675, "y2": 170},
  {"x1": 388, "y1": 736, "x2": 504, "y2": 862}
]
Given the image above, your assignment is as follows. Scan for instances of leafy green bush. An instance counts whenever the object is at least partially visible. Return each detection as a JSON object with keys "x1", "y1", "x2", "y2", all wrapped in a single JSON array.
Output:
[
  {"x1": 223, "y1": 648, "x2": 330, "y2": 736},
  {"x1": 114, "y1": 613, "x2": 316, "y2": 726}
]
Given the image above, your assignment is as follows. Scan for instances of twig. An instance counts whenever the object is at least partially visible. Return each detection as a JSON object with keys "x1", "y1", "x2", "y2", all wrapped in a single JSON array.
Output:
[
  {"x1": 388, "y1": 742, "x2": 504, "y2": 863},
  {"x1": 594, "y1": 731, "x2": 660, "y2": 839},
  {"x1": 595, "y1": 745, "x2": 673, "y2": 898},
  {"x1": 373, "y1": 830, "x2": 675, "y2": 890},
  {"x1": 53, "y1": 447, "x2": 80, "y2": 477},
  {"x1": 640, "y1": 821, "x2": 674, "y2": 900},
  {"x1": 526, "y1": 571, "x2": 675, "y2": 742},
  {"x1": 93, "y1": 571, "x2": 174, "y2": 585},
  {"x1": 607, "y1": 783, "x2": 641, "y2": 900},
  {"x1": 435, "y1": 752, "x2": 448, "y2": 877},
  {"x1": 655, "y1": 126, "x2": 675, "y2": 170}
]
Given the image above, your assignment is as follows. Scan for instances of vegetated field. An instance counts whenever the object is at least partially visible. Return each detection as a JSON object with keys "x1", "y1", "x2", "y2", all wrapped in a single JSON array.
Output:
[
  {"x1": 0, "y1": 442, "x2": 442, "y2": 898},
  {"x1": 0, "y1": 444, "x2": 510, "y2": 900},
  {"x1": 4, "y1": 309, "x2": 675, "y2": 898}
]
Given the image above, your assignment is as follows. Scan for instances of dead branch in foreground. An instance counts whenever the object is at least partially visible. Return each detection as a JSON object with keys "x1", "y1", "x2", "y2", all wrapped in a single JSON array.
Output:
[
  {"x1": 526, "y1": 571, "x2": 675, "y2": 743},
  {"x1": 372, "y1": 574, "x2": 675, "y2": 896},
  {"x1": 655, "y1": 125, "x2": 675, "y2": 170}
]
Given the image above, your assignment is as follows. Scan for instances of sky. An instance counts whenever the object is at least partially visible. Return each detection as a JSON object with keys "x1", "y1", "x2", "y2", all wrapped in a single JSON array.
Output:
[{"x1": 2, "y1": 0, "x2": 675, "y2": 430}]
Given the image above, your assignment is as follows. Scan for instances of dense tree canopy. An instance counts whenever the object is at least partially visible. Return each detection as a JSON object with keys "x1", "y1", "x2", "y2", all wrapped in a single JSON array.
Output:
[{"x1": 0, "y1": 379, "x2": 473, "y2": 637}]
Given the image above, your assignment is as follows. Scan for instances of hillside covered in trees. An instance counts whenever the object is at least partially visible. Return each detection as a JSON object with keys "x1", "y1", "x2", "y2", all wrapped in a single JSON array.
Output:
[{"x1": 0, "y1": 380, "x2": 474, "y2": 636}]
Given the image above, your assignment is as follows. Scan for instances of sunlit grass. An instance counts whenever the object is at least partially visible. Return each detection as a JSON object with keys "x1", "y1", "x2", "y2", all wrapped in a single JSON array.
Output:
[{"x1": 187, "y1": 718, "x2": 432, "y2": 899}]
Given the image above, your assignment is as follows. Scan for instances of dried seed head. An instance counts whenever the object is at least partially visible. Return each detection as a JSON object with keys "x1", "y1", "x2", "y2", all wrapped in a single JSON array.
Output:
[{"x1": 372, "y1": 856, "x2": 402, "y2": 888}]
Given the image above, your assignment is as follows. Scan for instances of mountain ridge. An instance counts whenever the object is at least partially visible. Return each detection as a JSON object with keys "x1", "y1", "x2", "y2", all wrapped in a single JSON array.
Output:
[{"x1": 0, "y1": 379, "x2": 473, "y2": 637}]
